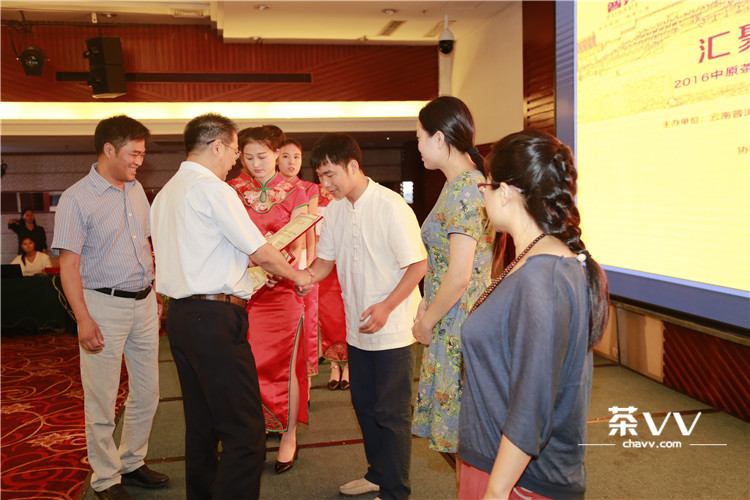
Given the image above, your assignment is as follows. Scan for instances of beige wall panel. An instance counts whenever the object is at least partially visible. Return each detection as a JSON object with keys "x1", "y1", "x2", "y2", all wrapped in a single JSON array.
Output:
[{"x1": 616, "y1": 308, "x2": 664, "y2": 382}]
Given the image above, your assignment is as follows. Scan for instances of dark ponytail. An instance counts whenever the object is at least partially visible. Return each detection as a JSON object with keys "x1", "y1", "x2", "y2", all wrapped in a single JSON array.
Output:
[
  {"x1": 466, "y1": 146, "x2": 485, "y2": 172},
  {"x1": 486, "y1": 130, "x2": 609, "y2": 348},
  {"x1": 419, "y1": 96, "x2": 482, "y2": 171}
]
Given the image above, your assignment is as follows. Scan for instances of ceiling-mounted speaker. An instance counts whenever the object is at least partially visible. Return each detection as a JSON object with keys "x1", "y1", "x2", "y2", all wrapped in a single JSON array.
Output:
[
  {"x1": 88, "y1": 65, "x2": 127, "y2": 99},
  {"x1": 84, "y1": 37, "x2": 126, "y2": 98},
  {"x1": 85, "y1": 37, "x2": 123, "y2": 66}
]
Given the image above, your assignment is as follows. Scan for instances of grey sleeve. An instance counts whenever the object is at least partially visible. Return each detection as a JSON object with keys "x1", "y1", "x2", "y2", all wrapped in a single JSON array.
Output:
[{"x1": 500, "y1": 264, "x2": 574, "y2": 457}]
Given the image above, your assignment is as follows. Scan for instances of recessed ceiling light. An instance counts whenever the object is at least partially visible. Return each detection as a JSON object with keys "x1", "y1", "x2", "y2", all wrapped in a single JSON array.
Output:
[
  {"x1": 100, "y1": 12, "x2": 117, "y2": 18},
  {"x1": 382, "y1": 8, "x2": 398, "y2": 15},
  {"x1": 255, "y1": 5, "x2": 270, "y2": 11}
]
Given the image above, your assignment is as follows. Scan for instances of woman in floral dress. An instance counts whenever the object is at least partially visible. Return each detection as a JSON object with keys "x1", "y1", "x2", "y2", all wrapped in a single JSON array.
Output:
[
  {"x1": 228, "y1": 125, "x2": 309, "y2": 474},
  {"x1": 411, "y1": 97, "x2": 494, "y2": 462}
]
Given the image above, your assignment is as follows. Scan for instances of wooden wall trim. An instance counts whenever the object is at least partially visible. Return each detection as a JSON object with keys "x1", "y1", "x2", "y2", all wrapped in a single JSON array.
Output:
[
  {"x1": 1, "y1": 24, "x2": 437, "y2": 102},
  {"x1": 522, "y1": 1, "x2": 556, "y2": 134},
  {"x1": 663, "y1": 323, "x2": 750, "y2": 422}
]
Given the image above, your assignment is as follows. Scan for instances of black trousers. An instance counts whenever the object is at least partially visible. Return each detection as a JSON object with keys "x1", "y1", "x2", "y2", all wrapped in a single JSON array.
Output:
[
  {"x1": 349, "y1": 344, "x2": 414, "y2": 500},
  {"x1": 167, "y1": 298, "x2": 265, "y2": 500}
]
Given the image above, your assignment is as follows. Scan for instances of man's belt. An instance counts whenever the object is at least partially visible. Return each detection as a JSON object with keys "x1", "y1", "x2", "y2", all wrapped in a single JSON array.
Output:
[
  {"x1": 95, "y1": 285, "x2": 152, "y2": 300},
  {"x1": 185, "y1": 293, "x2": 247, "y2": 309}
]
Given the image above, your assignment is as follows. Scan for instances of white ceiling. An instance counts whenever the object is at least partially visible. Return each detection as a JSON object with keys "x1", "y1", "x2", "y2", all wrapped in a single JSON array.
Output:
[{"x1": 1, "y1": 1, "x2": 511, "y2": 45}]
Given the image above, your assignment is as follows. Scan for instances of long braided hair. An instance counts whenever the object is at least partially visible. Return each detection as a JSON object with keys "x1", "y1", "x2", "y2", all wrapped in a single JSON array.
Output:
[{"x1": 486, "y1": 130, "x2": 609, "y2": 349}]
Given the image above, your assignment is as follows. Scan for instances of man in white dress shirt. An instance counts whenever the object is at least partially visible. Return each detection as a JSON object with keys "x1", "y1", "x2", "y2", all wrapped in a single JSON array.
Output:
[
  {"x1": 300, "y1": 133, "x2": 427, "y2": 500},
  {"x1": 150, "y1": 112, "x2": 312, "y2": 500}
]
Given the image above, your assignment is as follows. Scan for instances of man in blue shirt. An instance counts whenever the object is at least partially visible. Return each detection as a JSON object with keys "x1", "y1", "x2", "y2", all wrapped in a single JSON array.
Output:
[{"x1": 52, "y1": 115, "x2": 168, "y2": 500}]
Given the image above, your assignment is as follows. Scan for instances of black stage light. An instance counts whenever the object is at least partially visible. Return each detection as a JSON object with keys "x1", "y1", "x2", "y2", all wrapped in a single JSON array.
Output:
[{"x1": 19, "y1": 46, "x2": 47, "y2": 76}]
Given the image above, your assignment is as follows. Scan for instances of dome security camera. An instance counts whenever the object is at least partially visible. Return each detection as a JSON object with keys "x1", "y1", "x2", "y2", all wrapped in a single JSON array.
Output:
[
  {"x1": 439, "y1": 36, "x2": 454, "y2": 55},
  {"x1": 438, "y1": 15, "x2": 455, "y2": 55}
]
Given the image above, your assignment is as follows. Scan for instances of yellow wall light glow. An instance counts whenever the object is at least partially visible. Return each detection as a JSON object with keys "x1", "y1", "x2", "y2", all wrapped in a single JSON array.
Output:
[{"x1": 0, "y1": 101, "x2": 428, "y2": 136}]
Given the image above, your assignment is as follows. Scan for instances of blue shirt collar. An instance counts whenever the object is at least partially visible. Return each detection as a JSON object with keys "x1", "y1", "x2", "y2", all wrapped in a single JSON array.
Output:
[{"x1": 89, "y1": 162, "x2": 137, "y2": 194}]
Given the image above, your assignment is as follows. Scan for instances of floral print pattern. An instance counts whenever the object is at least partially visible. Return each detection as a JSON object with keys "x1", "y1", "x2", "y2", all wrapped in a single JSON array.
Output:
[{"x1": 412, "y1": 169, "x2": 493, "y2": 452}]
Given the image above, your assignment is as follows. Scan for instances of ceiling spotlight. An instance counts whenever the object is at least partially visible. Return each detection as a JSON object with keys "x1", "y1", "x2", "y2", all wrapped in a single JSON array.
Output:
[
  {"x1": 254, "y1": 4, "x2": 270, "y2": 11},
  {"x1": 18, "y1": 46, "x2": 47, "y2": 76},
  {"x1": 382, "y1": 8, "x2": 398, "y2": 15}
]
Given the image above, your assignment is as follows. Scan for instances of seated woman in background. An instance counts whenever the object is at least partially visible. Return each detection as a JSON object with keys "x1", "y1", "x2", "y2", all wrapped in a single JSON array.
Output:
[
  {"x1": 8, "y1": 208, "x2": 48, "y2": 255},
  {"x1": 458, "y1": 130, "x2": 609, "y2": 500},
  {"x1": 11, "y1": 237, "x2": 52, "y2": 276}
]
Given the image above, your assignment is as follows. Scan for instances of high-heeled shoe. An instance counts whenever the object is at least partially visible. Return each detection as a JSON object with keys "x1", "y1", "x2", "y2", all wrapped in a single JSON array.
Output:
[
  {"x1": 274, "y1": 446, "x2": 299, "y2": 474},
  {"x1": 327, "y1": 364, "x2": 341, "y2": 390},
  {"x1": 339, "y1": 363, "x2": 350, "y2": 390}
]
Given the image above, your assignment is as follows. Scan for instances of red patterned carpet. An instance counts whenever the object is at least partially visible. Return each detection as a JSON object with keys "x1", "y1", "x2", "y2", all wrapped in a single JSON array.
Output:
[{"x1": 1, "y1": 330, "x2": 127, "y2": 499}]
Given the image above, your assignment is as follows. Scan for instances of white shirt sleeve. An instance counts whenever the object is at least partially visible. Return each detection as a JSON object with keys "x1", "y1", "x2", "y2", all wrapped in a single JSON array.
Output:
[
  {"x1": 388, "y1": 197, "x2": 427, "y2": 268},
  {"x1": 316, "y1": 202, "x2": 337, "y2": 261},
  {"x1": 210, "y1": 184, "x2": 266, "y2": 256}
]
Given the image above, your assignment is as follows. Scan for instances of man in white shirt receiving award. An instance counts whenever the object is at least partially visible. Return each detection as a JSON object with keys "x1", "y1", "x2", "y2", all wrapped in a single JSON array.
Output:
[{"x1": 298, "y1": 133, "x2": 427, "y2": 500}]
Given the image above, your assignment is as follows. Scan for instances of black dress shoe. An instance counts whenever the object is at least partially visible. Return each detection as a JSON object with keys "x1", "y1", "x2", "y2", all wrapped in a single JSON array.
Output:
[
  {"x1": 340, "y1": 379, "x2": 350, "y2": 390},
  {"x1": 94, "y1": 483, "x2": 131, "y2": 500},
  {"x1": 274, "y1": 447, "x2": 299, "y2": 474},
  {"x1": 121, "y1": 465, "x2": 169, "y2": 489},
  {"x1": 327, "y1": 378, "x2": 340, "y2": 390}
]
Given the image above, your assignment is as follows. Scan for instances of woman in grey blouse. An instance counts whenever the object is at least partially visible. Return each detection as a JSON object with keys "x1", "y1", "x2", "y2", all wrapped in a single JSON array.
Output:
[{"x1": 457, "y1": 130, "x2": 610, "y2": 500}]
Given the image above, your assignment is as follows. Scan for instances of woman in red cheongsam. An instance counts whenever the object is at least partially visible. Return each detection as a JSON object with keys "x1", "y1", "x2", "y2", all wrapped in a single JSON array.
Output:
[
  {"x1": 228, "y1": 126, "x2": 308, "y2": 474},
  {"x1": 278, "y1": 138, "x2": 321, "y2": 398},
  {"x1": 316, "y1": 185, "x2": 349, "y2": 390}
]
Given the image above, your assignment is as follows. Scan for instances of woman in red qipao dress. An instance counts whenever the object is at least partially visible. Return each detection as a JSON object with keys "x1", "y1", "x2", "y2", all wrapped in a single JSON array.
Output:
[
  {"x1": 228, "y1": 126, "x2": 309, "y2": 474},
  {"x1": 278, "y1": 138, "x2": 321, "y2": 398},
  {"x1": 316, "y1": 185, "x2": 350, "y2": 390}
]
